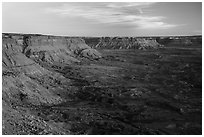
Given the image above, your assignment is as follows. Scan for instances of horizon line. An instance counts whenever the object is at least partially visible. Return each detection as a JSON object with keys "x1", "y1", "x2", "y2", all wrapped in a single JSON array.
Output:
[{"x1": 2, "y1": 32, "x2": 202, "y2": 38}]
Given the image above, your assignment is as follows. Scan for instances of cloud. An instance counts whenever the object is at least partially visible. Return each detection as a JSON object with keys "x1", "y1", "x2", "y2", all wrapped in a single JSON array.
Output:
[
  {"x1": 46, "y1": 2, "x2": 179, "y2": 29},
  {"x1": 106, "y1": 2, "x2": 155, "y2": 8},
  {"x1": 106, "y1": 2, "x2": 156, "y2": 14}
]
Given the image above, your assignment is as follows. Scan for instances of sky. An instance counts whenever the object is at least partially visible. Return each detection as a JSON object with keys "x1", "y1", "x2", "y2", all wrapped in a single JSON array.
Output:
[{"x1": 2, "y1": 2, "x2": 202, "y2": 36}]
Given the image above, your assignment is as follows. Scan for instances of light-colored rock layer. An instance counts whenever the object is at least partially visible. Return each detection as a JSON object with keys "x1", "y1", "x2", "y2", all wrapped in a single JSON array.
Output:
[{"x1": 84, "y1": 37, "x2": 163, "y2": 50}]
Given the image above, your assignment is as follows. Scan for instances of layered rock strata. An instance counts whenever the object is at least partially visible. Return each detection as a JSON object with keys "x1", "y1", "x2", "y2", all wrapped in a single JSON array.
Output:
[{"x1": 83, "y1": 37, "x2": 163, "y2": 50}]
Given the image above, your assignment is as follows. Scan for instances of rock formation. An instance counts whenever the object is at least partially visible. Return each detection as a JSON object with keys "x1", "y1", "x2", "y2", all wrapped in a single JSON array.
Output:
[
  {"x1": 83, "y1": 36, "x2": 202, "y2": 49},
  {"x1": 83, "y1": 37, "x2": 163, "y2": 50},
  {"x1": 2, "y1": 33, "x2": 102, "y2": 134}
]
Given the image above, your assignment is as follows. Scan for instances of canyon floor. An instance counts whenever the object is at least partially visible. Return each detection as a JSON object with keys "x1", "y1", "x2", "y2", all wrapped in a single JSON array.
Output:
[{"x1": 4, "y1": 43, "x2": 202, "y2": 135}]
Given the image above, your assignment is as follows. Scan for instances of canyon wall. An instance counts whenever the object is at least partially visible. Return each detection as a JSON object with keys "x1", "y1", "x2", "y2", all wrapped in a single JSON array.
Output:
[
  {"x1": 2, "y1": 33, "x2": 102, "y2": 134},
  {"x1": 83, "y1": 36, "x2": 202, "y2": 49},
  {"x1": 83, "y1": 37, "x2": 163, "y2": 50},
  {"x1": 2, "y1": 33, "x2": 103, "y2": 105}
]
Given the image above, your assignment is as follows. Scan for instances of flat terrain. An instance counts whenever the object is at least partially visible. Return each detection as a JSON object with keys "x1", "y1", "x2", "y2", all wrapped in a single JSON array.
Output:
[{"x1": 26, "y1": 45, "x2": 202, "y2": 134}]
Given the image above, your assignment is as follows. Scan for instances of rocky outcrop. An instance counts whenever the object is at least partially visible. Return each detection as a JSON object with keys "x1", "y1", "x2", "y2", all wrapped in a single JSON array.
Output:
[
  {"x1": 80, "y1": 48, "x2": 102, "y2": 59},
  {"x1": 84, "y1": 36, "x2": 202, "y2": 50},
  {"x1": 83, "y1": 37, "x2": 163, "y2": 50},
  {"x1": 2, "y1": 33, "x2": 102, "y2": 105},
  {"x1": 2, "y1": 33, "x2": 102, "y2": 134},
  {"x1": 3, "y1": 35, "x2": 64, "y2": 106},
  {"x1": 3, "y1": 34, "x2": 102, "y2": 64}
]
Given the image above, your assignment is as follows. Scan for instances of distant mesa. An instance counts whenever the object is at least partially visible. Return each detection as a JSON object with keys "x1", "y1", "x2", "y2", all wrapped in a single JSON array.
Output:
[{"x1": 83, "y1": 35, "x2": 201, "y2": 50}]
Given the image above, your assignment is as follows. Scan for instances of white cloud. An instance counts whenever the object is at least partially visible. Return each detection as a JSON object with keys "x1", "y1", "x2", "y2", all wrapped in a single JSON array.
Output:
[
  {"x1": 106, "y1": 2, "x2": 156, "y2": 8},
  {"x1": 46, "y1": 2, "x2": 179, "y2": 29}
]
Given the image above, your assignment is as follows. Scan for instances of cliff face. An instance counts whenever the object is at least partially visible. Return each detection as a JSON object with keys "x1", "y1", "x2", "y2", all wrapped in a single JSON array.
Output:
[
  {"x1": 83, "y1": 36, "x2": 202, "y2": 49},
  {"x1": 2, "y1": 33, "x2": 102, "y2": 134},
  {"x1": 4, "y1": 34, "x2": 102, "y2": 63},
  {"x1": 2, "y1": 33, "x2": 102, "y2": 105},
  {"x1": 83, "y1": 37, "x2": 163, "y2": 50}
]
